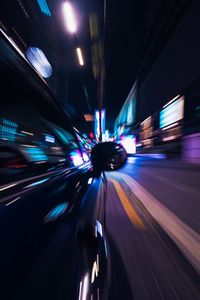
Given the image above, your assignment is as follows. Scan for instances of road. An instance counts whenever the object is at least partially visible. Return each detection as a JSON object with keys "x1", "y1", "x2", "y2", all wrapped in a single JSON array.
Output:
[
  {"x1": 1, "y1": 157, "x2": 200, "y2": 300},
  {"x1": 105, "y1": 157, "x2": 200, "y2": 300}
]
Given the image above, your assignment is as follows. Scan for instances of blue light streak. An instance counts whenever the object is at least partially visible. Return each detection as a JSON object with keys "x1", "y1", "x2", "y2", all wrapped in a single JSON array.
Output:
[
  {"x1": 45, "y1": 134, "x2": 55, "y2": 143},
  {"x1": 25, "y1": 178, "x2": 49, "y2": 188},
  {"x1": 37, "y1": 0, "x2": 51, "y2": 16},
  {"x1": 25, "y1": 147, "x2": 48, "y2": 162},
  {"x1": 0, "y1": 119, "x2": 18, "y2": 141},
  {"x1": 45, "y1": 202, "x2": 69, "y2": 222},
  {"x1": 104, "y1": 238, "x2": 108, "y2": 258},
  {"x1": 26, "y1": 47, "x2": 52, "y2": 78}
]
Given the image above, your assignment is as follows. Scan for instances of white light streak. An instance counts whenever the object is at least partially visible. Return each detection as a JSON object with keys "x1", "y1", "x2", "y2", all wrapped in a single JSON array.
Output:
[
  {"x1": 81, "y1": 273, "x2": 89, "y2": 300},
  {"x1": 5, "y1": 197, "x2": 20, "y2": 206},
  {"x1": 96, "y1": 220, "x2": 103, "y2": 236},
  {"x1": 163, "y1": 95, "x2": 180, "y2": 108},
  {"x1": 73, "y1": 127, "x2": 79, "y2": 133},
  {"x1": 21, "y1": 130, "x2": 34, "y2": 136},
  {"x1": 161, "y1": 122, "x2": 179, "y2": 131},
  {"x1": 91, "y1": 256, "x2": 99, "y2": 283},
  {"x1": 141, "y1": 116, "x2": 151, "y2": 125},
  {"x1": 0, "y1": 183, "x2": 16, "y2": 192},
  {"x1": 63, "y1": 2, "x2": 77, "y2": 33},
  {"x1": 76, "y1": 48, "x2": 84, "y2": 66},
  {"x1": 0, "y1": 28, "x2": 26, "y2": 59},
  {"x1": 78, "y1": 281, "x2": 82, "y2": 300},
  {"x1": 88, "y1": 178, "x2": 93, "y2": 184}
]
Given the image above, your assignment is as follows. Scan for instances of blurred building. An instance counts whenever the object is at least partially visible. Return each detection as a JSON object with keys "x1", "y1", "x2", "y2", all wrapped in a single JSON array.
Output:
[
  {"x1": 114, "y1": 1, "x2": 200, "y2": 161},
  {"x1": 114, "y1": 81, "x2": 137, "y2": 139}
]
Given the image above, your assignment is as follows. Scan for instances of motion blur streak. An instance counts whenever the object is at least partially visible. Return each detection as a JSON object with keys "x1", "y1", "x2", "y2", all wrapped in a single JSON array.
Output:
[
  {"x1": 76, "y1": 48, "x2": 84, "y2": 66},
  {"x1": 0, "y1": 183, "x2": 16, "y2": 191},
  {"x1": 62, "y1": 2, "x2": 77, "y2": 33},
  {"x1": 87, "y1": 178, "x2": 93, "y2": 184},
  {"x1": 0, "y1": 28, "x2": 25, "y2": 58},
  {"x1": 78, "y1": 281, "x2": 82, "y2": 300},
  {"x1": 113, "y1": 172, "x2": 200, "y2": 272},
  {"x1": 95, "y1": 220, "x2": 103, "y2": 237},
  {"x1": 24, "y1": 178, "x2": 49, "y2": 188},
  {"x1": 5, "y1": 196, "x2": 20, "y2": 206},
  {"x1": 109, "y1": 178, "x2": 144, "y2": 229},
  {"x1": 26, "y1": 47, "x2": 52, "y2": 78},
  {"x1": 91, "y1": 255, "x2": 99, "y2": 283},
  {"x1": 44, "y1": 202, "x2": 69, "y2": 222},
  {"x1": 21, "y1": 130, "x2": 34, "y2": 136},
  {"x1": 37, "y1": 0, "x2": 51, "y2": 16},
  {"x1": 79, "y1": 273, "x2": 89, "y2": 300},
  {"x1": 105, "y1": 159, "x2": 200, "y2": 299}
]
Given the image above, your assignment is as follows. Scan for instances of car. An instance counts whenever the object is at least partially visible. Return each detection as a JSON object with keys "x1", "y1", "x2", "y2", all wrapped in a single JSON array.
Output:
[{"x1": 0, "y1": 28, "x2": 127, "y2": 300}]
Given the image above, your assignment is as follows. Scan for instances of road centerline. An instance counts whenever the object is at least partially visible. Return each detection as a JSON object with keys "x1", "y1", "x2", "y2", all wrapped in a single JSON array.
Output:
[{"x1": 109, "y1": 178, "x2": 145, "y2": 229}]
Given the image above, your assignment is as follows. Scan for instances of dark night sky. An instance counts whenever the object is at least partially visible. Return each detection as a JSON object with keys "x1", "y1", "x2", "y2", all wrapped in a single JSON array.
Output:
[
  {"x1": 104, "y1": 0, "x2": 193, "y2": 129},
  {"x1": 0, "y1": 0, "x2": 151, "y2": 131},
  {"x1": 0, "y1": 0, "x2": 193, "y2": 132}
]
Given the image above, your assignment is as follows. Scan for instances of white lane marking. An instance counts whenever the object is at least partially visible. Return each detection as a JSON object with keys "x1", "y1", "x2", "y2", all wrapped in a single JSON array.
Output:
[{"x1": 108, "y1": 172, "x2": 200, "y2": 273}]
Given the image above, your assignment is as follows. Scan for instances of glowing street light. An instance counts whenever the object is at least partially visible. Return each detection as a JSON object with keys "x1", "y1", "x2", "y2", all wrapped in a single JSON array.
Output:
[
  {"x1": 63, "y1": 2, "x2": 77, "y2": 33},
  {"x1": 76, "y1": 47, "x2": 84, "y2": 66}
]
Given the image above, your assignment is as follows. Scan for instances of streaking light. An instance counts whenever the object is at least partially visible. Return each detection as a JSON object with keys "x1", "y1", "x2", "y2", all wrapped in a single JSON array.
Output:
[
  {"x1": 5, "y1": 197, "x2": 20, "y2": 206},
  {"x1": 0, "y1": 119, "x2": 18, "y2": 141},
  {"x1": 0, "y1": 183, "x2": 16, "y2": 192},
  {"x1": 45, "y1": 134, "x2": 55, "y2": 143},
  {"x1": 63, "y1": 2, "x2": 77, "y2": 33},
  {"x1": 26, "y1": 47, "x2": 52, "y2": 78},
  {"x1": 21, "y1": 130, "x2": 34, "y2": 136},
  {"x1": 104, "y1": 238, "x2": 108, "y2": 257},
  {"x1": 70, "y1": 150, "x2": 84, "y2": 166},
  {"x1": 78, "y1": 281, "x2": 82, "y2": 300},
  {"x1": 160, "y1": 97, "x2": 184, "y2": 129},
  {"x1": 163, "y1": 95, "x2": 180, "y2": 108},
  {"x1": 80, "y1": 273, "x2": 89, "y2": 300},
  {"x1": 83, "y1": 152, "x2": 89, "y2": 162},
  {"x1": 94, "y1": 109, "x2": 106, "y2": 138},
  {"x1": 76, "y1": 48, "x2": 84, "y2": 66},
  {"x1": 91, "y1": 255, "x2": 99, "y2": 283},
  {"x1": 96, "y1": 220, "x2": 103, "y2": 236},
  {"x1": 78, "y1": 161, "x2": 91, "y2": 170},
  {"x1": 37, "y1": 0, "x2": 51, "y2": 16},
  {"x1": 23, "y1": 147, "x2": 48, "y2": 162},
  {"x1": 24, "y1": 178, "x2": 49, "y2": 188},
  {"x1": 45, "y1": 202, "x2": 69, "y2": 222},
  {"x1": 73, "y1": 127, "x2": 79, "y2": 133},
  {"x1": 0, "y1": 28, "x2": 25, "y2": 59},
  {"x1": 161, "y1": 122, "x2": 179, "y2": 131},
  {"x1": 88, "y1": 178, "x2": 93, "y2": 184},
  {"x1": 59, "y1": 158, "x2": 66, "y2": 162},
  {"x1": 120, "y1": 135, "x2": 136, "y2": 154}
]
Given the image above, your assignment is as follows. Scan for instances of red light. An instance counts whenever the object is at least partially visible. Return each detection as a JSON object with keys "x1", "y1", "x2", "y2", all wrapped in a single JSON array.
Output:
[{"x1": 89, "y1": 132, "x2": 94, "y2": 138}]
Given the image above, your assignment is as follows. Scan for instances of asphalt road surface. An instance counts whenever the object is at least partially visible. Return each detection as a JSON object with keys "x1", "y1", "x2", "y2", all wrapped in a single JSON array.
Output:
[{"x1": 105, "y1": 157, "x2": 200, "y2": 300}]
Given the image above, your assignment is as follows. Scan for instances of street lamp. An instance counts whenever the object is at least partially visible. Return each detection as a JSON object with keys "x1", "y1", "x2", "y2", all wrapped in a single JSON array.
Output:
[
  {"x1": 76, "y1": 47, "x2": 84, "y2": 66},
  {"x1": 63, "y1": 2, "x2": 77, "y2": 33}
]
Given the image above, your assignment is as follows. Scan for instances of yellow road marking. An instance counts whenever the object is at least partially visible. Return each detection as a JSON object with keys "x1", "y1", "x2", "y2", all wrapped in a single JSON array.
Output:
[{"x1": 110, "y1": 178, "x2": 145, "y2": 229}]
